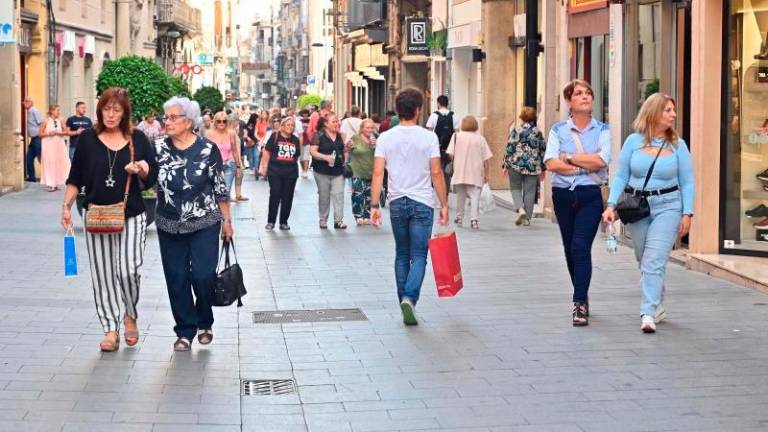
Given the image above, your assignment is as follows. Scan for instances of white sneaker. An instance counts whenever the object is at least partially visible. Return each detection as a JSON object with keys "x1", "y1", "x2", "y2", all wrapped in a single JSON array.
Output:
[
  {"x1": 654, "y1": 304, "x2": 667, "y2": 324},
  {"x1": 641, "y1": 315, "x2": 656, "y2": 333},
  {"x1": 400, "y1": 298, "x2": 418, "y2": 326}
]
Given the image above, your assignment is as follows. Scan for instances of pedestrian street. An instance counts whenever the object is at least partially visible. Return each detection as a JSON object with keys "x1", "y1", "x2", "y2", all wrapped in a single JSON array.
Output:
[{"x1": 1, "y1": 175, "x2": 768, "y2": 432}]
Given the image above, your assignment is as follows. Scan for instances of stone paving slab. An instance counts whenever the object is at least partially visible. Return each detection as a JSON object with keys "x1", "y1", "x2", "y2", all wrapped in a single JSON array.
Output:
[{"x1": 1, "y1": 175, "x2": 768, "y2": 431}]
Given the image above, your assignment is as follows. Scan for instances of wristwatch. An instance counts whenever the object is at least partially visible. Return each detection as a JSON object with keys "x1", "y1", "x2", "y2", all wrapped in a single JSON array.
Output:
[{"x1": 566, "y1": 153, "x2": 574, "y2": 164}]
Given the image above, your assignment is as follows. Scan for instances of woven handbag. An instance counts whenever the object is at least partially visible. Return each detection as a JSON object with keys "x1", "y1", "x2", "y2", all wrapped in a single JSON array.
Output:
[{"x1": 85, "y1": 138, "x2": 134, "y2": 234}]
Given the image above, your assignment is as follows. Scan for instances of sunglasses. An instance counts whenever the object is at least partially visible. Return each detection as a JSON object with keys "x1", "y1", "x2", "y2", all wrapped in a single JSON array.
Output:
[{"x1": 215, "y1": 120, "x2": 227, "y2": 124}]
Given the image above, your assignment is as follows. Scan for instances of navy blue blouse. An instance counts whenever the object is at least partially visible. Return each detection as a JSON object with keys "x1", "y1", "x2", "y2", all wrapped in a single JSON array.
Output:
[{"x1": 154, "y1": 135, "x2": 230, "y2": 234}]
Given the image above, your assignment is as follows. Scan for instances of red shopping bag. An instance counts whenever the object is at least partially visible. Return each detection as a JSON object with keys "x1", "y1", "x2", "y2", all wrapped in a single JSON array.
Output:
[{"x1": 428, "y1": 231, "x2": 463, "y2": 297}]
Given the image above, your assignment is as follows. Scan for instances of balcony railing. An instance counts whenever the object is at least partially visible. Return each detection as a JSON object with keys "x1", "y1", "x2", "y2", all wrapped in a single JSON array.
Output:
[{"x1": 157, "y1": 0, "x2": 201, "y2": 34}]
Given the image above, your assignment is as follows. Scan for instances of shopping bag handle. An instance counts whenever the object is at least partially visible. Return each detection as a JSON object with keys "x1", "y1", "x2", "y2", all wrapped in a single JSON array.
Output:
[{"x1": 433, "y1": 224, "x2": 453, "y2": 238}]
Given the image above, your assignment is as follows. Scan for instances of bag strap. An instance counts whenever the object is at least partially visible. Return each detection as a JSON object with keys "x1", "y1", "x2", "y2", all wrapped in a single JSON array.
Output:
[
  {"x1": 123, "y1": 136, "x2": 134, "y2": 205},
  {"x1": 640, "y1": 143, "x2": 665, "y2": 192},
  {"x1": 570, "y1": 131, "x2": 605, "y2": 185}
]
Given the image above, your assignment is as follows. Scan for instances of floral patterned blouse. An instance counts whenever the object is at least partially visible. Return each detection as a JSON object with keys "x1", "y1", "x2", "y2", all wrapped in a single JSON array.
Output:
[
  {"x1": 155, "y1": 135, "x2": 229, "y2": 234},
  {"x1": 502, "y1": 122, "x2": 546, "y2": 175}
]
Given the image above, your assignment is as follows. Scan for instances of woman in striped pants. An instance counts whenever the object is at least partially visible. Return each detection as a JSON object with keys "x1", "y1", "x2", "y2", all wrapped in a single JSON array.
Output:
[{"x1": 61, "y1": 88, "x2": 158, "y2": 352}]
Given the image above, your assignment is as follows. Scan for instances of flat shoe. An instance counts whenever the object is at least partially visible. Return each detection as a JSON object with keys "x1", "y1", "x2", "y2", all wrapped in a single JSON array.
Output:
[
  {"x1": 173, "y1": 337, "x2": 192, "y2": 352},
  {"x1": 197, "y1": 329, "x2": 213, "y2": 345}
]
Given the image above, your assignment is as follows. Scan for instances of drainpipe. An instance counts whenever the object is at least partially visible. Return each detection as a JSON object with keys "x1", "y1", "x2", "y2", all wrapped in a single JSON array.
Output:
[
  {"x1": 47, "y1": 0, "x2": 58, "y2": 104},
  {"x1": 524, "y1": 0, "x2": 542, "y2": 108}
]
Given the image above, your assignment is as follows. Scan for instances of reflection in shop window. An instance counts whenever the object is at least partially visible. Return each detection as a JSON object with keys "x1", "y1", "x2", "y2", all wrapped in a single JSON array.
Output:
[{"x1": 637, "y1": 2, "x2": 661, "y2": 110}]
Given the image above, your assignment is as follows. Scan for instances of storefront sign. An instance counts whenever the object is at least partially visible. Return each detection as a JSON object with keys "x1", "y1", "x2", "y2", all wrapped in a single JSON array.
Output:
[
  {"x1": 0, "y1": 1, "x2": 14, "y2": 44},
  {"x1": 569, "y1": 0, "x2": 608, "y2": 14},
  {"x1": 448, "y1": 21, "x2": 480, "y2": 49},
  {"x1": 406, "y1": 17, "x2": 429, "y2": 55},
  {"x1": 355, "y1": 44, "x2": 371, "y2": 70},
  {"x1": 370, "y1": 43, "x2": 387, "y2": 66}
]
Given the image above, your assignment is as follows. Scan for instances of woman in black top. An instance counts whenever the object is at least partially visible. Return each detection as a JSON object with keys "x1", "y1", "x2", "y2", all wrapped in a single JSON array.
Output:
[
  {"x1": 155, "y1": 96, "x2": 233, "y2": 352},
  {"x1": 310, "y1": 113, "x2": 348, "y2": 229},
  {"x1": 60, "y1": 87, "x2": 158, "y2": 352},
  {"x1": 258, "y1": 117, "x2": 301, "y2": 230}
]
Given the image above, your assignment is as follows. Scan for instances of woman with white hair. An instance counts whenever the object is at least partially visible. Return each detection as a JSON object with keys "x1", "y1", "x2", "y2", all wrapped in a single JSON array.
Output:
[{"x1": 155, "y1": 96, "x2": 233, "y2": 352}]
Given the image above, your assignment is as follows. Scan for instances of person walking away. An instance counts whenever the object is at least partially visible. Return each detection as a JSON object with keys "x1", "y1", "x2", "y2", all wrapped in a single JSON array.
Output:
[
  {"x1": 252, "y1": 110, "x2": 271, "y2": 179},
  {"x1": 299, "y1": 109, "x2": 312, "y2": 178},
  {"x1": 244, "y1": 113, "x2": 259, "y2": 171},
  {"x1": 503, "y1": 107, "x2": 546, "y2": 226},
  {"x1": 60, "y1": 87, "x2": 158, "y2": 351},
  {"x1": 544, "y1": 79, "x2": 611, "y2": 327},
  {"x1": 228, "y1": 114, "x2": 249, "y2": 201},
  {"x1": 370, "y1": 88, "x2": 449, "y2": 326},
  {"x1": 25, "y1": 97, "x2": 43, "y2": 182},
  {"x1": 310, "y1": 114, "x2": 348, "y2": 229},
  {"x1": 340, "y1": 106, "x2": 363, "y2": 143},
  {"x1": 307, "y1": 100, "x2": 331, "y2": 143},
  {"x1": 155, "y1": 96, "x2": 233, "y2": 352},
  {"x1": 426, "y1": 95, "x2": 460, "y2": 190},
  {"x1": 259, "y1": 117, "x2": 301, "y2": 230},
  {"x1": 603, "y1": 93, "x2": 695, "y2": 333},
  {"x1": 370, "y1": 113, "x2": 382, "y2": 133},
  {"x1": 40, "y1": 105, "x2": 71, "y2": 192},
  {"x1": 65, "y1": 101, "x2": 93, "y2": 160},
  {"x1": 206, "y1": 112, "x2": 246, "y2": 201},
  {"x1": 136, "y1": 112, "x2": 163, "y2": 142},
  {"x1": 446, "y1": 115, "x2": 493, "y2": 229},
  {"x1": 379, "y1": 110, "x2": 395, "y2": 133},
  {"x1": 347, "y1": 119, "x2": 377, "y2": 225}
]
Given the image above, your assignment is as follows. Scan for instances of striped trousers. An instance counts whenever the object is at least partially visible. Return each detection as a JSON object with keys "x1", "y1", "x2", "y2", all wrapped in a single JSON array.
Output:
[{"x1": 83, "y1": 212, "x2": 147, "y2": 333}]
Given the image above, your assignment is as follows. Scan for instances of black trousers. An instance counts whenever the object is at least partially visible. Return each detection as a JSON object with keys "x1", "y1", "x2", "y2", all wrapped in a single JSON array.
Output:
[{"x1": 268, "y1": 174, "x2": 299, "y2": 224}]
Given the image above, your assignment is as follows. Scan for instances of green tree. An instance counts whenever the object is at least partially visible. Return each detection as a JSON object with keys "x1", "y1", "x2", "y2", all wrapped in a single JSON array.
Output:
[
  {"x1": 193, "y1": 86, "x2": 225, "y2": 113},
  {"x1": 167, "y1": 75, "x2": 191, "y2": 98},
  {"x1": 298, "y1": 94, "x2": 323, "y2": 110},
  {"x1": 96, "y1": 55, "x2": 171, "y2": 121}
]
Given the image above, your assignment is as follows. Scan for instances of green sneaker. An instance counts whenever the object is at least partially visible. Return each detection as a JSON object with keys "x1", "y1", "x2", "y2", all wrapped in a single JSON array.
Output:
[{"x1": 400, "y1": 299, "x2": 418, "y2": 326}]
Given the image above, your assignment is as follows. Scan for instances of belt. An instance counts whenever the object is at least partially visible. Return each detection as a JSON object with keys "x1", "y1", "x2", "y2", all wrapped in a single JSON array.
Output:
[{"x1": 625, "y1": 185, "x2": 679, "y2": 197}]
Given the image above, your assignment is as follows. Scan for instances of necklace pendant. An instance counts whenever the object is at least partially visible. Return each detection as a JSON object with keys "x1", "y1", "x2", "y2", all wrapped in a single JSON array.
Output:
[{"x1": 105, "y1": 175, "x2": 116, "y2": 188}]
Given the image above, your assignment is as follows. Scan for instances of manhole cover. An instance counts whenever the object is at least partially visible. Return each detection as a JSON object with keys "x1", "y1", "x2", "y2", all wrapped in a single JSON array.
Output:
[
  {"x1": 241, "y1": 379, "x2": 296, "y2": 396},
  {"x1": 252, "y1": 308, "x2": 368, "y2": 324}
]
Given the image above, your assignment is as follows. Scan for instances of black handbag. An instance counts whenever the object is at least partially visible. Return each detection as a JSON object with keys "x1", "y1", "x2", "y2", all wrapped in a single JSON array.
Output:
[
  {"x1": 214, "y1": 240, "x2": 247, "y2": 307},
  {"x1": 615, "y1": 145, "x2": 665, "y2": 224}
]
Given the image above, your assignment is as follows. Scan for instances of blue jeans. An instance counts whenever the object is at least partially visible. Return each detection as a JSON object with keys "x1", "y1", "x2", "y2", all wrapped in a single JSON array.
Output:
[
  {"x1": 627, "y1": 191, "x2": 683, "y2": 316},
  {"x1": 157, "y1": 223, "x2": 220, "y2": 339},
  {"x1": 389, "y1": 197, "x2": 434, "y2": 305},
  {"x1": 245, "y1": 146, "x2": 260, "y2": 175},
  {"x1": 222, "y1": 160, "x2": 235, "y2": 197},
  {"x1": 26, "y1": 136, "x2": 41, "y2": 181},
  {"x1": 552, "y1": 186, "x2": 603, "y2": 303}
]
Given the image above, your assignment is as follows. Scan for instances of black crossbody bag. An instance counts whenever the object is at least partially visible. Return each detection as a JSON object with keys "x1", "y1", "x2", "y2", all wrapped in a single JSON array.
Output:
[{"x1": 615, "y1": 145, "x2": 665, "y2": 224}]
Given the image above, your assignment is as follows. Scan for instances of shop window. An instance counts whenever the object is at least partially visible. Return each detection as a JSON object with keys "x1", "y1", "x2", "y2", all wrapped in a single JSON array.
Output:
[
  {"x1": 723, "y1": 0, "x2": 768, "y2": 254},
  {"x1": 570, "y1": 34, "x2": 609, "y2": 122},
  {"x1": 637, "y1": 1, "x2": 661, "y2": 110}
]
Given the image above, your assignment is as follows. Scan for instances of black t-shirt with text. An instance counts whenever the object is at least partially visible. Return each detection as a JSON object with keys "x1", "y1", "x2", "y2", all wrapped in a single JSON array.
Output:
[
  {"x1": 265, "y1": 133, "x2": 301, "y2": 177},
  {"x1": 311, "y1": 132, "x2": 345, "y2": 176},
  {"x1": 66, "y1": 115, "x2": 93, "y2": 149}
]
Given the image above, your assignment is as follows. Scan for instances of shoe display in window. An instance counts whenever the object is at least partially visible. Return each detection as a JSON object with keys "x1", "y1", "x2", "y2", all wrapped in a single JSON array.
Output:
[
  {"x1": 745, "y1": 204, "x2": 768, "y2": 218},
  {"x1": 757, "y1": 168, "x2": 768, "y2": 182},
  {"x1": 753, "y1": 218, "x2": 768, "y2": 230}
]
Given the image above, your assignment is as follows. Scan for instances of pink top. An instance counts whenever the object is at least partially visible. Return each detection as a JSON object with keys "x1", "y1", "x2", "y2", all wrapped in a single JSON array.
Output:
[
  {"x1": 446, "y1": 131, "x2": 493, "y2": 187},
  {"x1": 207, "y1": 131, "x2": 234, "y2": 163}
]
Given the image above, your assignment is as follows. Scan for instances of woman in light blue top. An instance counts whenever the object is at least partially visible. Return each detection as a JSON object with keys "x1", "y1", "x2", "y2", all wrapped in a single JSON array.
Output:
[{"x1": 603, "y1": 93, "x2": 695, "y2": 334}]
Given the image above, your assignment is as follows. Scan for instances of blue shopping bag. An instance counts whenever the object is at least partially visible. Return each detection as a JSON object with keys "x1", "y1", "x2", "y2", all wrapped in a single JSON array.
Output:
[{"x1": 64, "y1": 230, "x2": 78, "y2": 277}]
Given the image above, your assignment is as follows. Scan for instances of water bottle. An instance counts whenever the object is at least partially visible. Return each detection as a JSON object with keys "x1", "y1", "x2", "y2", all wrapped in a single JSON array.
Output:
[
  {"x1": 605, "y1": 224, "x2": 618, "y2": 254},
  {"x1": 329, "y1": 150, "x2": 336, "y2": 167}
]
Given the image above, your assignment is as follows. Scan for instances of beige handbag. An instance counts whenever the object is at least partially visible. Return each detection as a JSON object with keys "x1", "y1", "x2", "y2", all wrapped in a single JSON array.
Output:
[{"x1": 85, "y1": 138, "x2": 134, "y2": 234}]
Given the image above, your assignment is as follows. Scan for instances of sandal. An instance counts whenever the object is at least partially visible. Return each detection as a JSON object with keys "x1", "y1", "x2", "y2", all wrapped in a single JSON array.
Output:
[
  {"x1": 236, "y1": 195, "x2": 249, "y2": 201},
  {"x1": 173, "y1": 337, "x2": 192, "y2": 352},
  {"x1": 123, "y1": 315, "x2": 139, "y2": 346},
  {"x1": 470, "y1": 220, "x2": 479, "y2": 230},
  {"x1": 197, "y1": 329, "x2": 213, "y2": 345},
  {"x1": 572, "y1": 303, "x2": 589, "y2": 327},
  {"x1": 334, "y1": 222, "x2": 348, "y2": 229},
  {"x1": 319, "y1": 222, "x2": 328, "y2": 229},
  {"x1": 100, "y1": 331, "x2": 120, "y2": 352},
  {"x1": 454, "y1": 216, "x2": 463, "y2": 227},
  {"x1": 265, "y1": 223, "x2": 275, "y2": 231}
]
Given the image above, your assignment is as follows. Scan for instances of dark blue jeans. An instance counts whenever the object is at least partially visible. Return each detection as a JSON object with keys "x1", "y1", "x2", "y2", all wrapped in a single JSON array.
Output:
[
  {"x1": 389, "y1": 197, "x2": 434, "y2": 305},
  {"x1": 552, "y1": 186, "x2": 602, "y2": 303},
  {"x1": 158, "y1": 222, "x2": 220, "y2": 339},
  {"x1": 26, "y1": 136, "x2": 41, "y2": 181}
]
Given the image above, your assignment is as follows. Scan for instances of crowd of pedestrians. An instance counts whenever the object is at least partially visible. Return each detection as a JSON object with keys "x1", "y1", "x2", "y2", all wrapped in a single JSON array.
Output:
[{"x1": 44, "y1": 77, "x2": 696, "y2": 352}]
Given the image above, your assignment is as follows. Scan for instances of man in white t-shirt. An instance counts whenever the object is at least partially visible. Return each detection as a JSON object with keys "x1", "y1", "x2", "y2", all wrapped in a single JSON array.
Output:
[
  {"x1": 371, "y1": 88, "x2": 449, "y2": 326},
  {"x1": 340, "y1": 105, "x2": 363, "y2": 143}
]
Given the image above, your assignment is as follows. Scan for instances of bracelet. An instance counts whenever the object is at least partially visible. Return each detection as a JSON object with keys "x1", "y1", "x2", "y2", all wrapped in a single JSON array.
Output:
[
  {"x1": 62, "y1": 203, "x2": 72, "y2": 210},
  {"x1": 370, "y1": 203, "x2": 380, "y2": 209}
]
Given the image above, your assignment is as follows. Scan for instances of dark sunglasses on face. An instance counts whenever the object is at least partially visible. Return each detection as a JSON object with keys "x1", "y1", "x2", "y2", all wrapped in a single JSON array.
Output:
[{"x1": 215, "y1": 120, "x2": 227, "y2": 124}]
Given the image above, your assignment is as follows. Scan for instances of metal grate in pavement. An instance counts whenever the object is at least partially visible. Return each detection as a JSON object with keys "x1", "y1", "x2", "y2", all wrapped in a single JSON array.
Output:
[
  {"x1": 241, "y1": 379, "x2": 296, "y2": 396},
  {"x1": 252, "y1": 308, "x2": 368, "y2": 324}
]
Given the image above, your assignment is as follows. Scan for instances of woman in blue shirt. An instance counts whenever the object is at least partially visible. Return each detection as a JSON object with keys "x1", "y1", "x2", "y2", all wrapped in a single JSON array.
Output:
[
  {"x1": 545, "y1": 80, "x2": 611, "y2": 327},
  {"x1": 603, "y1": 93, "x2": 695, "y2": 334}
]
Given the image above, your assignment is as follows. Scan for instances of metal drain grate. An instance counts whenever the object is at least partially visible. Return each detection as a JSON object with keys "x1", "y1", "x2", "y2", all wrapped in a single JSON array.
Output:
[
  {"x1": 252, "y1": 308, "x2": 368, "y2": 324},
  {"x1": 241, "y1": 379, "x2": 296, "y2": 396}
]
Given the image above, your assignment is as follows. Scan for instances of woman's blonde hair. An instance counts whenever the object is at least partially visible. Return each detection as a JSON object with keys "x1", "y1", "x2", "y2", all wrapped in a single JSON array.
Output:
[
  {"x1": 359, "y1": 118, "x2": 374, "y2": 134},
  {"x1": 213, "y1": 111, "x2": 228, "y2": 122},
  {"x1": 633, "y1": 93, "x2": 678, "y2": 147},
  {"x1": 460, "y1": 115, "x2": 479, "y2": 132}
]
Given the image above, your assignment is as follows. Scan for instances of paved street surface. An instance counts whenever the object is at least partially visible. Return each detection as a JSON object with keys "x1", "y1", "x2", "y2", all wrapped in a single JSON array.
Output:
[{"x1": 2, "y1": 174, "x2": 768, "y2": 432}]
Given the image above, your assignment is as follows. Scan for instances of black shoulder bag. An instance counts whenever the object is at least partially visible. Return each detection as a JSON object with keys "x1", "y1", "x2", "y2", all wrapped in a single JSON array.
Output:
[
  {"x1": 214, "y1": 239, "x2": 247, "y2": 307},
  {"x1": 615, "y1": 145, "x2": 665, "y2": 224}
]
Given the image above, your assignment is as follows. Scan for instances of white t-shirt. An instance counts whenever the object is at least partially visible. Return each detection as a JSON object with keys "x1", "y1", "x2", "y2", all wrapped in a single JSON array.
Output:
[
  {"x1": 340, "y1": 117, "x2": 363, "y2": 143},
  {"x1": 425, "y1": 108, "x2": 460, "y2": 130},
  {"x1": 375, "y1": 125, "x2": 441, "y2": 208},
  {"x1": 293, "y1": 115, "x2": 304, "y2": 138}
]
